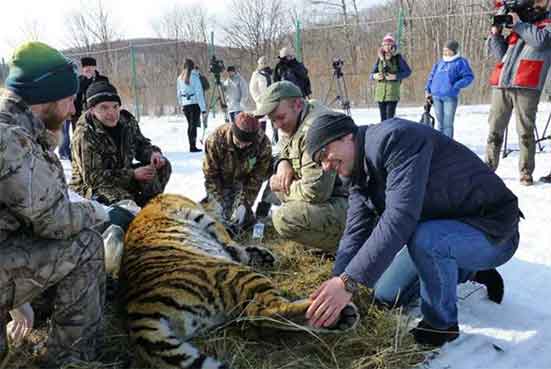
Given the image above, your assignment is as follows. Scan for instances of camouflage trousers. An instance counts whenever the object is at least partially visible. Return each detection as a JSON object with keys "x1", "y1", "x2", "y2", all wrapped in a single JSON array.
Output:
[
  {"x1": 94, "y1": 160, "x2": 172, "y2": 207},
  {"x1": 272, "y1": 196, "x2": 348, "y2": 253},
  {"x1": 131, "y1": 160, "x2": 172, "y2": 207},
  {"x1": 0, "y1": 229, "x2": 105, "y2": 365},
  {"x1": 485, "y1": 88, "x2": 542, "y2": 176}
]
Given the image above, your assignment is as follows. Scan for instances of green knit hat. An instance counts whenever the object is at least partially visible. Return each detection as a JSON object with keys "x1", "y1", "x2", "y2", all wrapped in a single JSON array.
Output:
[{"x1": 5, "y1": 41, "x2": 79, "y2": 105}]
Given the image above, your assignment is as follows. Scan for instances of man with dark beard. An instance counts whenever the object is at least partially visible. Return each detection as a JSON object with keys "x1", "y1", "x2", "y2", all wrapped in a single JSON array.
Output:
[{"x1": 0, "y1": 42, "x2": 121, "y2": 368}]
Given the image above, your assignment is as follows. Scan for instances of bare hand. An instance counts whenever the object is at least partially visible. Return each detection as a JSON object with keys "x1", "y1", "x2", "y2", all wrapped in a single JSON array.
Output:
[
  {"x1": 7, "y1": 303, "x2": 34, "y2": 344},
  {"x1": 134, "y1": 165, "x2": 156, "y2": 182},
  {"x1": 271, "y1": 160, "x2": 294, "y2": 194},
  {"x1": 386, "y1": 73, "x2": 397, "y2": 81},
  {"x1": 150, "y1": 151, "x2": 166, "y2": 169},
  {"x1": 491, "y1": 25, "x2": 503, "y2": 35},
  {"x1": 306, "y1": 277, "x2": 352, "y2": 328},
  {"x1": 373, "y1": 73, "x2": 384, "y2": 81}
]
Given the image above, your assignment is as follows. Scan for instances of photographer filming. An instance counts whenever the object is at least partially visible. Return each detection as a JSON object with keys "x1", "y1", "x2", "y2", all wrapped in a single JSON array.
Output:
[
  {"x1": 274, "y1": 47, "x2": 312, "y2": 97},
  {"x1": 485, "y1": 0, "x2": 551, "y2": 186}
]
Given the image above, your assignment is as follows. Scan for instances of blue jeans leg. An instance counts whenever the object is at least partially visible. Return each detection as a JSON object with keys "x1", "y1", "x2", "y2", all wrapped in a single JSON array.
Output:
[
  {"x1": 59, "y1": 120, "x2": 72, "y2": 159},
  {"x1": 407, "y1": 220, "x2": 518, "y2": 329},
  {"x1": 433, "y1": 97, "x2": 458, "y2": 138},
  {"x1": 373, "y1": 246, "x2": 420, "y2": 307}
]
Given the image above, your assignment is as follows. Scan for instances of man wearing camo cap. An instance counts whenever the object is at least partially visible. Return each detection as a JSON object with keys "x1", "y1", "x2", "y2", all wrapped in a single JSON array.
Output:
[{"x1": 254, "y1": 81, "x2": 347, "y2": 252}]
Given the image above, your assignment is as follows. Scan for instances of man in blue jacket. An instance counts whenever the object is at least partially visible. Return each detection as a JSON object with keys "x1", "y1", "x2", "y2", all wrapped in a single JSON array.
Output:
[{"x1": 304, "y1": 113, "x2": 520, "y2": 347}]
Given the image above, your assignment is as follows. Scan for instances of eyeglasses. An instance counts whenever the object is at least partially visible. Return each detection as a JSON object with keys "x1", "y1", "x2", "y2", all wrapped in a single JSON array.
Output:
[{"x1": 32, "y1": 62, "x2": 77, "y2": 83}]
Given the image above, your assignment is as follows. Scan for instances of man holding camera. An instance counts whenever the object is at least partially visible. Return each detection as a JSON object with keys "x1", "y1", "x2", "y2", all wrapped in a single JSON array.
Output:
[
  {"x1": 274, "y1": 47, "x2": 312, "y2": 98},
  {"x1": 485, "y1": 0, "x2": 551, "y2": 186}
]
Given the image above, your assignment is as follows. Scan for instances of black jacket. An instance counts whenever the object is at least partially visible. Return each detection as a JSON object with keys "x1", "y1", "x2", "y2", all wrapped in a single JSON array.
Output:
[
  {"x1": 333, "y1": 118, "x2": 520, "y2": 287},
  {"x1": 274, "y1": 58, "x2": 311, "y2": 96}
]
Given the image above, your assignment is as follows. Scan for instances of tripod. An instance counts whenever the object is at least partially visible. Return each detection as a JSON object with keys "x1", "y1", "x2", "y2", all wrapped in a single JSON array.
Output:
[
  {"x1": 201, "y1": 75, "x2": 229, "y2": 144},
  {"x1": 324, "y1": 63, "x2": 351, "y2": 116},
  {"x1": 502, "y1": 112, "x2": 551, "y2": 158}
]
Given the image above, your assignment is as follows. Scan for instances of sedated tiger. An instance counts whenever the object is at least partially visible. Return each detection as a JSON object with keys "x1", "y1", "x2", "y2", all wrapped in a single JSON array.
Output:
[{"x1": 113, "y1": 194, "x2": 358, "y2": 369}]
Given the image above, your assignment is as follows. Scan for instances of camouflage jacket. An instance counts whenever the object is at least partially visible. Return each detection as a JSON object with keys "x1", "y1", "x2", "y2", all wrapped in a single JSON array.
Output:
[
  {"x1": 70, "y1": 109, "x2": 161, "y2": 203},
  {"x1": 277, "y1": 100, "x2": 348, "y2": 203},
  {"x1": 203, "y1": 123, "x2": 272, "y2": 206},
  {"x1": 0, "y1": 90, "x2": 107, "y2": 243}
]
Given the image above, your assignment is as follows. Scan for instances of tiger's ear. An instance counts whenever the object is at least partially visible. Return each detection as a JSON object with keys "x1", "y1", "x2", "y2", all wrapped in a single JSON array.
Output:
[{"x1": 103, "y1": 224, "x2": 125, "y2": 278}]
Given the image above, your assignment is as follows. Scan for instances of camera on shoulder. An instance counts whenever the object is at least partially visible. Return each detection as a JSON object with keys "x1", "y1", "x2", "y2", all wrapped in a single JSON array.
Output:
[{"x1": 493, "y1": 0, "x2": 546, "y2": 28}]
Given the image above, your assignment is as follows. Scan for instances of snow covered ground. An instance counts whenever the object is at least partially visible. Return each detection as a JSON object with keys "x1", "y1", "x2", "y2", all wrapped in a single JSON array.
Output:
[{"x1": 63, "y1": 102, "x2": 551, "y2": 369}]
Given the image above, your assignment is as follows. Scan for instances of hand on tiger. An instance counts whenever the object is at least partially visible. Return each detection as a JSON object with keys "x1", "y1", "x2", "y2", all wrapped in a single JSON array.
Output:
[
  {"x1": 306, "y1": 277, "x2": 351, "y2": 329},
  {"x1": 150, "y1": 151, "x2": 166, "y2": 169},
  {"x1": 107, "y1": 205, "x2": 136, "y2": 232},
  {"x1": 134, "y1": 165, "x2": 156, "y2": 182},
  {"x1": 7, "y1": 303, "x2": 34, "y2": 345}
]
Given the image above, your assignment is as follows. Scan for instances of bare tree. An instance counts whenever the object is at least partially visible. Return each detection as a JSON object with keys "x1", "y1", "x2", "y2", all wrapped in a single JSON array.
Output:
[
  {"x1": 223, "y1": 0, "x2": 293, "y2": 71},
  {"x1": 64, "y1": 0, "x2": 122, "y2": 74}
]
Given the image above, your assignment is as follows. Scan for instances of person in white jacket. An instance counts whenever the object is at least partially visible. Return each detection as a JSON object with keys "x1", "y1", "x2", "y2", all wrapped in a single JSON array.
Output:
[
  {"x1": 177, "y1": 58, "x2": 206, "y2": 152},
  {"x1": 249, "y1": 56, "x2": 278, "y2": 143},
  {"x1": 223, "y1": 66, "x2": 248, "y2": 123}
]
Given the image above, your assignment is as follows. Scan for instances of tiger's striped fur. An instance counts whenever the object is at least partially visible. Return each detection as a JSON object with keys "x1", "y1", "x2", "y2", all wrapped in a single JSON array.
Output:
[{"x1": 121, "y1": 194, "x2": 358, "y2": 369}]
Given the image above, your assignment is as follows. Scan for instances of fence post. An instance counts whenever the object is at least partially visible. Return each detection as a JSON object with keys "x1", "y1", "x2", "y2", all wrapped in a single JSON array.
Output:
[
  {"x1": 129, "y1": 42, "x2": 140, "y2": 121},
  {"x1": 295, "y1": 19, "x2": 302, "y2": 62},
  {"x1": 396, "y1": 7, "x2": 404, "y2": 51}
]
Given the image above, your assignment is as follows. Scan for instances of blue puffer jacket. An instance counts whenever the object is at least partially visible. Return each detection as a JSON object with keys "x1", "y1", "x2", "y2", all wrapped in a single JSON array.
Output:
[
  {"x1": 333, "y1": 118, "x2": 520, "y2": 287},
  {"x1": 177, "y1": 70, "x2": 206, "y2": 112},
  {"x1": 425, "y1": 55, "x2": 474, "y2": 98}
]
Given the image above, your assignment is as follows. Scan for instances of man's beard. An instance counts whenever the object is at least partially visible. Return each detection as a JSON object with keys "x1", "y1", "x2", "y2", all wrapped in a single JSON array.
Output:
[{"x1": 41, "y1": 103, "x2": 69, "y2": 131}]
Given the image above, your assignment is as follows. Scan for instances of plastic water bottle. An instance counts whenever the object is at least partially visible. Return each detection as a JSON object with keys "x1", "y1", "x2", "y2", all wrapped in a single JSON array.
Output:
[{"x1": 252, "y1": 222, "x2": 265, "y2": 241}]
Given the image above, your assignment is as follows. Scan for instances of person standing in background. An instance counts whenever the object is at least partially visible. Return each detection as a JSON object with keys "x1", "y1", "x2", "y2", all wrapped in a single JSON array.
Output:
[
  {"x1": 370, "y1": 33, "x2": 412, "y2": 121},
  {"x1": 274, "y1": 47, "x2": 312, "y2": 98},
  {"x1": 177, "y1": 58, "x2": 206, "y2": 152},
  {"x1": 425, "y1": 40, "x2": 474, "y2": 139},
  {"x1": 250, "y1": 56, "x2": 278, "y2": 143},
  {"x1": 223, "y1": 66, "x2": 249, "y2": 123}
]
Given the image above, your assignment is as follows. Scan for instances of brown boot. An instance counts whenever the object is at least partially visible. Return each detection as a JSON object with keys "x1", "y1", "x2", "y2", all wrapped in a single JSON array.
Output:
[{"x1": 520, "y1": 173, "x2": 534, "y2": 186}]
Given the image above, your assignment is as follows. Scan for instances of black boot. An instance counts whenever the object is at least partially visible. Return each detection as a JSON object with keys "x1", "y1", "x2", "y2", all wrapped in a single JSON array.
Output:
[
  {"x1": 540, "y1": 173, "x2": 551, "y2": 183},
  {"x1": 410, "y1": 320, "x2": 459, "y2": 347},
  {"x1": 190, "y1": 147, "x2": 202, "y2": 153},
  {"x1": 473, "y1": 268, "x2": 504, "y2": 304}
]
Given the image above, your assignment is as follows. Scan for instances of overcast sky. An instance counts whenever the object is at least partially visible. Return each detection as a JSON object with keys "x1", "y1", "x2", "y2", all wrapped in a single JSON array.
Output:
[
  {"x1": 0, "y1": 0, "x2": 228, "y2": 60},
  {"x1": 0, "y1": 0, "x2": 382, "y2": 61}
]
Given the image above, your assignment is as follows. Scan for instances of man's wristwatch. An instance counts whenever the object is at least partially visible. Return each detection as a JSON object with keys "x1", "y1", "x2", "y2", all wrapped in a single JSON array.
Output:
[{"x1": 339, "y1": 272, "x2": 359, "y2": 295}]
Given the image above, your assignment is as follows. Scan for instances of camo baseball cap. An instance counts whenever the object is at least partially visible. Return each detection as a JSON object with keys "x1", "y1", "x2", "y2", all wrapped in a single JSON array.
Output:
[{"x1": 254, "y1": 81, "x2": 303, "y2": 117}]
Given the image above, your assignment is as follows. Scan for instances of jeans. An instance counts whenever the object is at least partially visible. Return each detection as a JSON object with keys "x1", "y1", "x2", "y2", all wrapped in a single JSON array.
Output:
[
  {"x1": 59, "y1": 120, "x2": 72, "y2": 159},
  {"x1": 183, "y1": 104, "x2": 200, "y2": 150},
  {"x1": 373, "y1": 220, "x2": 518, "y2": 329},
  {"x1": 433, "y1": 96, "x2": 458, "y2": 139},
  {"x1": 377, "y1": 101, "x2": 398, "y2": 121}
]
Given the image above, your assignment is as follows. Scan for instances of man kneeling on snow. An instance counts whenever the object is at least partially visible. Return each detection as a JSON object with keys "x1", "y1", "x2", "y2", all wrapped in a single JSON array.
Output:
[
  {"x1": 0, "y1": 42, "x2": 134, "y2": 367},
  {"x1": 304, "y1": 113, "x2": 520, "y2": 347},
  {"x1": 70, "y1": 81, "x2": 171, "y2": 207}
]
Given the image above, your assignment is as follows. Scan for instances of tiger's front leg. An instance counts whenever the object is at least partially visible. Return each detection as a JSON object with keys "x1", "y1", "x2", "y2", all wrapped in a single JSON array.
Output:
[
  {"x1": 242, "y1": 282, "x2": 359, "y2": 333},
  {"x1": 224, "y1": 244, "x2": 276, "y2": 268}
]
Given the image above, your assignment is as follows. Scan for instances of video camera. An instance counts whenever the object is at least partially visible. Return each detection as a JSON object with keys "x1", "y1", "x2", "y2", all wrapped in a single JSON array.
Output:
[
  {"x1": 332, "y1": 57, "x2": 345, "y2": 78},
  {"x1": 209, "y1": 56, "x2": 225, "y2": 83},
  {"x1": 493, "y1": 0, "x2": 545, "y2": 27}
]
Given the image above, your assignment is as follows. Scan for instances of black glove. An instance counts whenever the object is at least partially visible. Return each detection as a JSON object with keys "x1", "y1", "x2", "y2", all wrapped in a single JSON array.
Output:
[{"x1": 107, "y1": 205, "x2": 136, "y2": 232}]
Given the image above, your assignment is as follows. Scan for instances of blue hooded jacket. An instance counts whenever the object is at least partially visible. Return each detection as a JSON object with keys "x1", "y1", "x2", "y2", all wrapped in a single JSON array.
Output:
[
  {"x1": 333, "y1": 118, "x2": 520, "y2": 287},
  {"x1": 425, "y1": 55, "x2": 474, "y2": 98}
]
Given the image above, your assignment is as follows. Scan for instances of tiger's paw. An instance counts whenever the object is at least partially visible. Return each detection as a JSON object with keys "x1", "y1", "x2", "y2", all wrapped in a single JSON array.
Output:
[
  {"x1": 245, "y1": 246, "x2": 276, "y2": 268},
  {"x1": 312, "y1": 303, "x2": 360, "y2": 333}
]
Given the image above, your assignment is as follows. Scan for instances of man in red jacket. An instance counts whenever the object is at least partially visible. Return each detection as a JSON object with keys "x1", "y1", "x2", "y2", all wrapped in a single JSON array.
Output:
[{"x1": 485, "y1": 0, "x2": 551, "y2": 186}]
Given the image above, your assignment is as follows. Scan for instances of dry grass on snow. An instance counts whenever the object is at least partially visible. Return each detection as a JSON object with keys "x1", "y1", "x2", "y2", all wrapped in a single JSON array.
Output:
[{"x1": 5, "y1": 225, "x2": 429, "y2": 369}]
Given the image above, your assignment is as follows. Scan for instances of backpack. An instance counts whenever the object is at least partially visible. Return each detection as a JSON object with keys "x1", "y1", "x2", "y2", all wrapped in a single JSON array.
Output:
[{"x1": 199, "y1": 73, "x2": 210, "y2": 92}]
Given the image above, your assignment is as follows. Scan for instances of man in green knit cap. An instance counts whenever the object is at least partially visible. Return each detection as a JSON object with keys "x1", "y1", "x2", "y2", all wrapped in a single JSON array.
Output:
[{"x1": 0, "y1": 42, "x2": 120, "y2": 367}]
